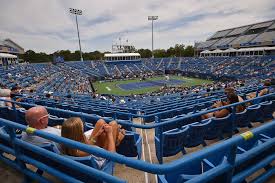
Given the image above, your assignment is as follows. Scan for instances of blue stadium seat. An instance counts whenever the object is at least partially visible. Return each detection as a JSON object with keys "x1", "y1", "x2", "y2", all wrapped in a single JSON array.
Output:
[
  {"x1": 155, "y1": 125, "x2": 189, "y2": 163},
  {"x1": 48, "y1": 115, "x2": 64, "y2": 126},
  {"x1": 260, "y1": 101, "x2": 274, "y2": 120},
  {"x1": 235, "y1": 109, "x2": 252, "y2": 128},
  {"x1": 204, "y1": 114, "x2": 232, "y2": 140},
  {"x1": 58, "y1": 155, "x2": 114, "y2": 183},
  {"x1": 117, "y1": 132, "x2": 142, "y2": 159},
  {"x1": 247, "y1": 104, "x2": 264, "y2": 123},
  {"x1": 184, "y1": 122, "x2": 207, "y2": 148},
  {"x1": 158, "y1": 145, "x2": 232, "y2": 183}
]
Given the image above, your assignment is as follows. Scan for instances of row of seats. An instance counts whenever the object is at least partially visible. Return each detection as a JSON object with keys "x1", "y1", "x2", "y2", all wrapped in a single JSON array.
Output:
[
  {"x1": 155, "y1": 100, "x2": 275, "y2": 163},
  {"x1": 1, "y1": 117, "x2": 274, "y2": 183}
]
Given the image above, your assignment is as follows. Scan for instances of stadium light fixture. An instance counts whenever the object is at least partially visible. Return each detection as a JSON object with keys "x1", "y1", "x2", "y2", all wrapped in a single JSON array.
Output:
[
  {"x1": 148, "y1": 16, "x2": 158, "y2": 58},
  {"x1": 69, "y1": 8, "x2": 83, "y2": 61}
]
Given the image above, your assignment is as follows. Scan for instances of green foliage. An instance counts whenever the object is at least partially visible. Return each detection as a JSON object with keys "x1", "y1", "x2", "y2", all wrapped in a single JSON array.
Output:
[
  {"x1": 137, "y1": 49, "x2": 152, "y2": 58},
  {"x1": 184, "y1": 45, "x2": 194, "y2": 57},
  {"x1": 21, "y1": 44, "x2": 194, "y2": 63},
  {"x1": 22, "y1": 50, "x2": 52, "y2": 63}
]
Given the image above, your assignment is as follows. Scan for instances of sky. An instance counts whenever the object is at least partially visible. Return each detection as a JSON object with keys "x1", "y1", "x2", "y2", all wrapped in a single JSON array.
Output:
[{"x1": 0, "y1": 0, "x2": 275, "y2": 53}]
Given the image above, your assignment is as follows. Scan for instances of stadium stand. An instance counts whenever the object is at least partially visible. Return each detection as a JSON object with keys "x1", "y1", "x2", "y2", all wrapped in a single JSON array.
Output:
[
  {"x1": 0, "y1": 92, "x2": 274, "y2": 182},
  {"x1": 0, "y1": 20, "x2": 275, "y2": 183},
  {"x1": 195, "y1": 19, "x2": 275, "y2": 56}
]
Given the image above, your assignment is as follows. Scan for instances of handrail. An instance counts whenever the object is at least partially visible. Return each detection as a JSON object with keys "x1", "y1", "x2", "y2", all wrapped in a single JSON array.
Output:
[
  {"x1": 0, "y1": 118, "x2": 274, "y2": 174},
  {"x1": 1, "y1": 92, "x2": 274, "y2": 129}
]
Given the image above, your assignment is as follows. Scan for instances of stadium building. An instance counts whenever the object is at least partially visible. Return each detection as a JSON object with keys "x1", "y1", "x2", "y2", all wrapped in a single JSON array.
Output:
[
  {"x1": 0, "y1": 38, "x2": 24, "y2": 65},
  {"x1": 195, "y1": 19, "x2": 275, "y2": 57}
]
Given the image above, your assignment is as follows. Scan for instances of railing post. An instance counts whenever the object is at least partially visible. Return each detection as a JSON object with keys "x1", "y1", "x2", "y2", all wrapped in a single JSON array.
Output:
[
  {"x1": 224, "y1": 145, "x2": 237, "y2": 183},
  {"x1": 5, "y1": 126, "x2": 29, "y2": 181},
  {"x1": 155, "y1": 116, "x2": 164, "y2": 163},
  {"x1": 230, "y1": 106, "x2": 236, "y2": 138}
]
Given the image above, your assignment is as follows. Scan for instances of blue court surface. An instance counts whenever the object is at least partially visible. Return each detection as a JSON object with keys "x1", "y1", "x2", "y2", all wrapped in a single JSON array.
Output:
[{"x1": 118, "y1": 79, "x2": 185, "y2": 90}]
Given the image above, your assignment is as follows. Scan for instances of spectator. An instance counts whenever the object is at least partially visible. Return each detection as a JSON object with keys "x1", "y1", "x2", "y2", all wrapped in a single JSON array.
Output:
[
  {"x1": 202, "y1": 93, "x2": 244, "y2": 119},
  {"x1": 22, "y1": 106, "x2": 61, "y2": 146},
  {"x1": 247, "y1": 80, "x2": 273, "y2": 99},
  {"x1": 61, "y1": 118, "x2": 125, "y2": 156},
  {"x1": 224, "y1": 87, "x2": 244, "y2": 102},
  {"x1": 0, "y1": 89, "x2": 12, "y2": 107}
]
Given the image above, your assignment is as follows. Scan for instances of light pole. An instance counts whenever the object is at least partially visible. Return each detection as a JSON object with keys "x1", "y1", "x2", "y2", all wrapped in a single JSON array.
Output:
[
  {"x1": 148, "y1": 16, "x2": 158, "y2": 58},
  {"x1": 69, "y1": 8, "x2": 83, "y2": 61}
]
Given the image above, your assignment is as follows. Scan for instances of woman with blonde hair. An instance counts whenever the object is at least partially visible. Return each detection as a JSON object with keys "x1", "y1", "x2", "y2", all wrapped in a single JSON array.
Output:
[
  {"x1": 61, "y1": 117, "x2": 124, "y2": 156},
  {"x1": 61, "y1": 117, "x2": 125, "y2": 157}
]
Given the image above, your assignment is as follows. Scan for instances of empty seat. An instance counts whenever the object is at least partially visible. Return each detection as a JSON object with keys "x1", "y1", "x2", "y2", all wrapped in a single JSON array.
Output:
[
  {"x1": 117, "y1": 132, "x2": 142, "y2": 159},
  {"x1": 205, "y1": 114, "x2": 232, "y2": 140},
  {"x1": 260, "y1": 101, "x2": 274, "y2": 120},
  {"x1": 247, "y1": 105, "x2": 264, "y2": 123},
  {"x1": 235, "y1": 109, "x2": 252, "y2": 128},
  {"x1": 155, "y1": 125, "x2": 189, "y2": 163},
  {"x1": 184, "y1": 122, "x2": 207, "y2": 149}
]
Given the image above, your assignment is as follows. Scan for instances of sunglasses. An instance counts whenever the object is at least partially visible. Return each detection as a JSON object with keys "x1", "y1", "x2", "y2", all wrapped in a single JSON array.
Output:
[{"x1": 38, "y1": 114, "x2": 49, "y2": 121}]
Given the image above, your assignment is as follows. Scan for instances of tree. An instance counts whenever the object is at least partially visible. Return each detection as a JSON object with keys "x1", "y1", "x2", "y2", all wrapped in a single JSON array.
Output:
[
  {"x1": 166, "y1": 47, "x2": 175, "y2": 57},
  {"x1": 23, "y1": 50, "x2": 51, "y2": 63},
  {"x1": 137, "y1": 49, "x2": 152, "y2": 58},
  {"x1": 20, "y1": 44, "x2": 195, "y2": 63},
  {"x1": 183, "y1": 45, "x2": 194, "y2": 57},
  {"x1": 154, "y1": 49, "x2": 167, "y2": 58},
  {"x1": 174, "y1": 44, "x2": 185, "y2": 57}
]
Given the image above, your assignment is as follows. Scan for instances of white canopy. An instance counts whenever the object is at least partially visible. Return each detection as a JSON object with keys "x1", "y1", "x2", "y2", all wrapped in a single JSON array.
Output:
[
  {"x1": 0, "y1": 53, "x2": 17, "y2": 58},
  {"x1": 200, "y1": 50, "x2": 211, "y2": 53},
  {"x1": 223, "y1": 48, "x2": 237, "y2": 53},
  {"x1": 236, "y1": 46, "x2": 275, "y2": 52},
  {"x1": 211, "y1": 49, "x2": 223, "y2": 53},
  {"x1": 104, "y1": 53, "x2": 141, "y2": 57}
]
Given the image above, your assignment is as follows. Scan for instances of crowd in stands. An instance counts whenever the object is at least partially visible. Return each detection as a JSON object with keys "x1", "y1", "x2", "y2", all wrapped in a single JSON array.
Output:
[{"x1": 0, "y1": 55, "x2": 275, "y2": 182}]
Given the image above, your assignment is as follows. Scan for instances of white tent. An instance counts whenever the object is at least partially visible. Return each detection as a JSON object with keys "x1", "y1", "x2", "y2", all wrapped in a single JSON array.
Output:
[
  {"x1": 223, "y1": 48, "x2": 237, "y2": 53},
  {"x1": 0, "y1": 53, "x2": 17, "y2": 58},
  {"x1": 211, "y1": 49, "x2": 223, "y2": 53},
  {"x1": 200, "y1": 50, "x2": 211, "y2": 54}
]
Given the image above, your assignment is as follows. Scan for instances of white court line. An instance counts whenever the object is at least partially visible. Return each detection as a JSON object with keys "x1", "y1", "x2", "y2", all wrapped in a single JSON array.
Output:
[
  {"x1": 144, "y1": 128, "x2": 158, "y2": 183},
  {"x1": 141, "y1": 127, "x2": 149, "y2": 183}
]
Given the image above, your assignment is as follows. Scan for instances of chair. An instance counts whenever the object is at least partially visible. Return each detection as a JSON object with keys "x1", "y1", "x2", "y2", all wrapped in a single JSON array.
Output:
[
  {"x1": 48, "y1": 115, "x2": 65, "y2": 126},
  {"x1": 0, "y1": 126, "x2": 22, "y2": 149},
  {"x1": 0, "y1": 107, "x2": 8, "y2": 119},
  {"x1": 22, "y1": 143, "x2": 114, "y2": 183},
  {"x1": 247, "y1": 105, "x2": 264, "y2": 123},
  {"x1": 260, "y1": 101, "x2": 274, "y2": 120},
  {"x1": 205, "y1": 114, "x2": 232, "y2": 140},
  {"x1": 184, "y1": 122, "x2": 207, "y2": 148},
  {"x1": 155, "y1": 125, "x2": 189, "y2": 163},
  {"x1": 158, "y1": 146, "x2": 232, "y2": 183},
  {"x1": 16, "y1": 108, "x2": 27, "y2": 125},
  {"x1": 235, "y1": 109, "x2": 252, "y2": 129},
  {"x1": 56, "y1": 155, "x2": 114, "y2": 183},
  {"x1": 117, "y1": 132, "x2": 142, "y2": 159},
  {"x1": 234, "y1": 132, "x2": 275, "y2": 179}
]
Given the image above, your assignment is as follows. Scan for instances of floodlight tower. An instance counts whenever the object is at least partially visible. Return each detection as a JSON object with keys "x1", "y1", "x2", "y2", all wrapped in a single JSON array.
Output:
[
  {"x1": 69, "y1": 8, "x2": 83, "y2": 61},
  {"x1": 148, "y1": 16, "x2": 158, "y2": 58}
]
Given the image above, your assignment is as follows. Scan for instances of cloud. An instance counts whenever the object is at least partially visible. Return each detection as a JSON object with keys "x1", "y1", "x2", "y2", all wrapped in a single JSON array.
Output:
[{"x1": 0, "y1": 0, "x2": 275, "y2": 53}]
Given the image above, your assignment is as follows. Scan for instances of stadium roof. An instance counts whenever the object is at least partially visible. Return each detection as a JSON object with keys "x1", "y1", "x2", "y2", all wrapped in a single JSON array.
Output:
[{"x1": 207, "y1": 46, "x2": 275, "y2": 54}]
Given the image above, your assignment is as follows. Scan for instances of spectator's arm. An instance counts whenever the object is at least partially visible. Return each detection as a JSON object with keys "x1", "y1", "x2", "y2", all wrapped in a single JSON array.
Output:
[{"x1": 213, "y1": 109, "x2": 229, "y2": 118}]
